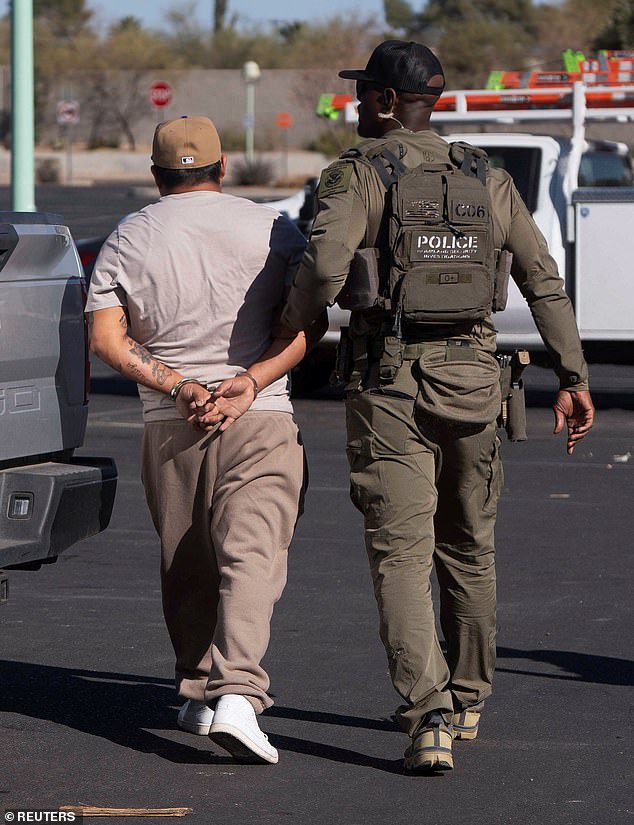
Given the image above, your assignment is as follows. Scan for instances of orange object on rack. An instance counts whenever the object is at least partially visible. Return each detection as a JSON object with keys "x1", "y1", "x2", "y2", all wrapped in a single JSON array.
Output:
[
  {"x1": 435, "y1": 86, "x2": 634, "y2": 113},
  {"x1": 488, "y1": 51, "x2": 634, "y2": 90}
]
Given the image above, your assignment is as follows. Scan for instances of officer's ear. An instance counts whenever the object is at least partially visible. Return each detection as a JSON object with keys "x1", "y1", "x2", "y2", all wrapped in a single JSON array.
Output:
[{"x1": 380, "y1": 87, "x2": 398, "y2": 113}]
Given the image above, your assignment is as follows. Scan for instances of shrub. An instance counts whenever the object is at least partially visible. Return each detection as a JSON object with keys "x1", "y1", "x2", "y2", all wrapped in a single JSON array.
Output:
[
  {"x1": 36, "y1": 158, "x2": 61, "y2": 183},
  {"x1": 304, "y1": 127, "x2": 358, "y2": 158},
  {"x1": 87, "y1": 136, "x2": 120, "y2": 150},
  {"x1": 232, "y1": 157, "x2": 275, "y2": 185}
]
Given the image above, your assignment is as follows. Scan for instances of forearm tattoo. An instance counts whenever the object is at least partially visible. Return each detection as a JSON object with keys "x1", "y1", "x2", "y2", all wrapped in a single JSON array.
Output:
[
  {"x1": 126, "y1": 362, "x2": 145, "y2": 381},
  {"x1": 127, "y1": 338, "x2": 152, "y2": 364},
  {"x1": 126, "y1": 337, "x2": 173, "y2": 387},
  {"x1": 151, "y1": 362, "x2": 171, "y2": 385}
]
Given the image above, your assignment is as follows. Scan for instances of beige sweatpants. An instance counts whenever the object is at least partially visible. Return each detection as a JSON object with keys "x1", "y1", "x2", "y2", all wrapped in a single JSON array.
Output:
[{"x1": 141, "y1": 411, "x2": 306, "y2": 711}]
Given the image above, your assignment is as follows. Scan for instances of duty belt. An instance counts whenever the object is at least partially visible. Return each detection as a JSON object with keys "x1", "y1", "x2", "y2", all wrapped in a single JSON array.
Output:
[
  {"x1": 371, "y1": 338, "x2": 478, "y2": 362},
  {"x1": 402, "y1": 339, "x2": 478, "y2": 362}
]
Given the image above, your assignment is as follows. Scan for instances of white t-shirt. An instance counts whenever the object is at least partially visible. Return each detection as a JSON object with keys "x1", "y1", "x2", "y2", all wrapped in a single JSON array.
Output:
[{"x1": 86, "y1": 190, "x2": 307, "y2": 421}]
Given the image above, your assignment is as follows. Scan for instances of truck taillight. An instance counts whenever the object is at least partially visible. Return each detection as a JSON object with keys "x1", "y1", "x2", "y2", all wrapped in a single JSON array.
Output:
[{"x1": 79, "y1": 248, "x2": 98, "y2": 270}]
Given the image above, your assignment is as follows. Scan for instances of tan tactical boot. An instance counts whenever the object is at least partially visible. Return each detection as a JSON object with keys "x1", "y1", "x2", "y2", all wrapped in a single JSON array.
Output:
[
  {"x1": 404, "y1": 711, "x2": 453, "y2": 772},
  {"x1": 452, "y1": 704, "x2": 483, "y2": 740}
]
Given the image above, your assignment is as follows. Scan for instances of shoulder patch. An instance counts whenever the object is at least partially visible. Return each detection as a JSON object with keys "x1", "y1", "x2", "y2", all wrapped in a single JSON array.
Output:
[{"x1": 317, "y1": 163, "x2": 353, "y2": 198}]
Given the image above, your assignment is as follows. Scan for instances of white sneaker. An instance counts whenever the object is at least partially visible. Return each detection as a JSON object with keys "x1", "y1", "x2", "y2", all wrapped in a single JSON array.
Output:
[
  {"x1": 177, "y1": 700, "x2": 214, "y2": 736},
  {"x1": 209, "y1": 694, "x2": 278, "y2": 764}
]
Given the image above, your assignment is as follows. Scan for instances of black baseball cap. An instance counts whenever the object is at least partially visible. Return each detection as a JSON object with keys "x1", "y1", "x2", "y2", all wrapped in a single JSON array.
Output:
[{"x1": 339, "y1": 40, "x2": 445, "y2": 96}]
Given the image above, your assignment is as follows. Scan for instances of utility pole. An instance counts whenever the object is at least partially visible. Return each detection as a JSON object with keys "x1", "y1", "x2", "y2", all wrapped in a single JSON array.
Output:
[{"x1": 11, "y1": 0, "x2": 36, "y2": 212}]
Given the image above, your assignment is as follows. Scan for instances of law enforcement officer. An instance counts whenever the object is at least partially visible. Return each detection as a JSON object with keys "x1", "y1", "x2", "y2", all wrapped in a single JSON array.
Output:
[{"x1": 276, "y1": 40, "x2": 594, "y2": 773}]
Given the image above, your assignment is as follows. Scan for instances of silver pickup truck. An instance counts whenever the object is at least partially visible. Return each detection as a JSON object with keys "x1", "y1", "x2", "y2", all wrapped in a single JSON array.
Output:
[{"x1": 0, "y1": 213, "x2": 117, "y2": 600}]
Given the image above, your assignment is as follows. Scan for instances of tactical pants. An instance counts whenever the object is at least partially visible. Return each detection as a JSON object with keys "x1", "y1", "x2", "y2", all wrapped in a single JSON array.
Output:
[
  {"x1": 345, "y1": 363, "x2": 502, "y2": 737},
  {"x1": 141, "y1": 411, "x2": 305, "y2": 711}
]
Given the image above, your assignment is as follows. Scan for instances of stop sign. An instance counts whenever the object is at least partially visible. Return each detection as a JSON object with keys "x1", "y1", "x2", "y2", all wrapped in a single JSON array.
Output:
[{"x1": 149, "y1": 81, "x2": 172, "y2": 108}]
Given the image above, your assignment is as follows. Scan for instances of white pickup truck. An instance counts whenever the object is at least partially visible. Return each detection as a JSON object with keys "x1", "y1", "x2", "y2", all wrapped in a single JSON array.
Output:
[
  {"x1": 436, "y1": 82, "x2": 634, "y2": 361},
  {"x1": 304, "y1": 82, "x2": 634, "y2": 376}
]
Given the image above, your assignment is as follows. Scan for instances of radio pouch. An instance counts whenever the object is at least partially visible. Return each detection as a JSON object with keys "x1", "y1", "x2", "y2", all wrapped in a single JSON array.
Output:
[
  {"x1": 493, "y1": 249, "x2": 513, "y2": 313},
  {"x1": 336, "y1": 248, "x2": 382, "y2": 311}
]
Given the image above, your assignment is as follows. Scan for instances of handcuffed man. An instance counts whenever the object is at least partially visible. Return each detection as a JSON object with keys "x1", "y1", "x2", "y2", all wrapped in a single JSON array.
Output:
[{"x1": 86, "y1": 115, "x2": 318, "y2": 764}]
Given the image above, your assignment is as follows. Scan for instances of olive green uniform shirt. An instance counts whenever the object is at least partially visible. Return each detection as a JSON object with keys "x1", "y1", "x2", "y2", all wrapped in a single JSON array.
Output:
[{"x1": 281, "y1": 128, "x2": 588, "y2": 392}]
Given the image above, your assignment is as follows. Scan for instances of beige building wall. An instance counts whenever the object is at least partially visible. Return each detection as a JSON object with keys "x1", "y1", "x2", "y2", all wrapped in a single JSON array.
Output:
[
  {"x1": 34, "y1": 68, "x2": 355, "y2": 154},
  {"x1": 0, "y1": 66, "x2": 630, "y2": 183}
]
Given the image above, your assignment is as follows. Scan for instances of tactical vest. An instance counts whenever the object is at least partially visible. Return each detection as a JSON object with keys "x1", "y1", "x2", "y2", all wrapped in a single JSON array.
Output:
[{"x1": 342, "y1": 140, "x2": 497, "y2": 329}]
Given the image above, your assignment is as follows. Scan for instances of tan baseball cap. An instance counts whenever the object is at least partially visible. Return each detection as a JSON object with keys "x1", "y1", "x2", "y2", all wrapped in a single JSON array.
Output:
[{"x1": 151, "y1": 115, "x2": 222, "y2": 169}]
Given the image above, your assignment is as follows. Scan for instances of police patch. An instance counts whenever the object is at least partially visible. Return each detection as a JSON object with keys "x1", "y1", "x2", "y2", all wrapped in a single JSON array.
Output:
[{"x1": 317, "y1": 163, "x2": 353, "y2": 197}]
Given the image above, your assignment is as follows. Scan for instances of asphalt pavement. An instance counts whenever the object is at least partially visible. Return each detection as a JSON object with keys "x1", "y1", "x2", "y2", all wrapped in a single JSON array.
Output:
[
  {"x1": 0, "y1": 183, "x2": 301, "y2": 243},
  {"x1": 0, "y1": 184, "x2": 156, "y2": 241},
  {"x1": 1, "y1": 389, "x2": 632, "y2": 825},
  {"x1": 1, "y1": 183, "x2": 632, "y2": 823}
]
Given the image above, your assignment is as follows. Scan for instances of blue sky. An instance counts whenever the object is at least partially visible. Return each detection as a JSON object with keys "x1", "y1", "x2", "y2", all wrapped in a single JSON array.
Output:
[{"x1": 90, "y1": 1, "x2": 386, "y2": 30}]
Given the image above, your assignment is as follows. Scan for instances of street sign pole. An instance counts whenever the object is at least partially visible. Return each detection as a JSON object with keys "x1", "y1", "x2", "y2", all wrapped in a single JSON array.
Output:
[
  {"x1": 153, "y1": 101, "x2": 164, "y2": 124},
  {"x1": 11, "y1": 0, "x2": 35, "y2": 212},
  {"x1": 57, "y1": 99, "x2": 80, "y2": 184},
  {"x1": 282, "y1": 128, "x2": 288, "y2": 180},
  {"x1": 276, "y1": 112, "x2": 293, "y2": 181},
  {"x1": 65, "y1": 125, "x2": 72, "y2": 184}
]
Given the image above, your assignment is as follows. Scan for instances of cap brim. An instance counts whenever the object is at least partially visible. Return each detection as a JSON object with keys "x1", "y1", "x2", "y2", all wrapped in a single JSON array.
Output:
[{"x1": 338, "y1": 69, "x2": 374, "y2": 81}]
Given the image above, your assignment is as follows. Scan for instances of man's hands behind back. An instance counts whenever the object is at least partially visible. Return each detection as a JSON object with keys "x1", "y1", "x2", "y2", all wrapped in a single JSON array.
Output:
[{"x1": 181, "y1": 374, "x2": 257, "y2": 433}]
